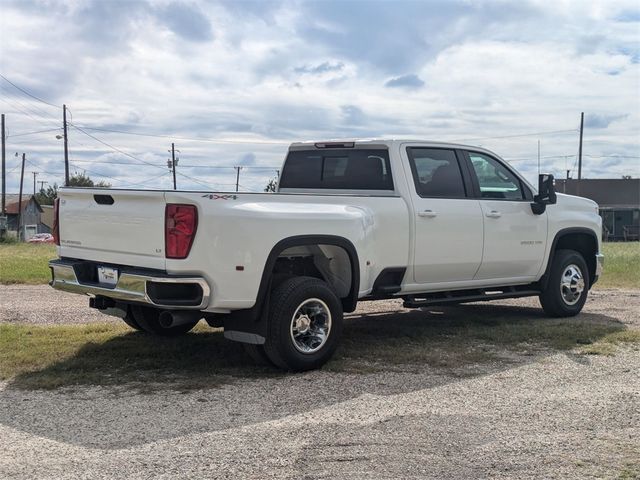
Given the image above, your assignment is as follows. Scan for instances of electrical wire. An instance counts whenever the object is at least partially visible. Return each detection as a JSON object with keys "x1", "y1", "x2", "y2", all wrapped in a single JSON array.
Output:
[
  {"x1": 0, "y1": 97, "x2": 61, "y2": 130},
  {"x1": 7, "y1": 127, "x2": 62, "y2": 138},
  {"x1": 452, "y1": 129, "x2": 578, "y2": 143},
  {"x1": 70, "y1": 124, "x2": 167, "y2": 172},
  {"x1": 0, "y1": 74, "x2": 62, "y2": 109},
  {"x1": 66, "y1": 158, "x2": 281, "y2": 170},
  {"x1": 69, "y1": 124, "x2": 290, "y2": 145}
]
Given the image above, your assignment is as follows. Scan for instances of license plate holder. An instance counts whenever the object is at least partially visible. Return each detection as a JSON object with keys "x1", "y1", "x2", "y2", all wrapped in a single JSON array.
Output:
[{"x1": 97, "y1": 266, "x2": 119, "y2": 287}]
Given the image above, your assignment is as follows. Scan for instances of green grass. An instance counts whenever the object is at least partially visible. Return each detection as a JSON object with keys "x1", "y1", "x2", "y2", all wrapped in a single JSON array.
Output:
[
  {"x1": 598, "y1": 242, "x2": 640, "y2": 289},
  {"x1": 2, "y1": 306, "x2": 638, "y2": 390},
  {"x1": 0, "y1": 242, "x2": 637, "y2": 288},
  {"x1": 579, "y1": 329, "x2": 640, "y2": 356},
  {"x1": 0, "y1": 243, "x2": 56, "y2": 284},
  {"x1": 0, "y1": 322, "x2": 274, "y2": 391}
]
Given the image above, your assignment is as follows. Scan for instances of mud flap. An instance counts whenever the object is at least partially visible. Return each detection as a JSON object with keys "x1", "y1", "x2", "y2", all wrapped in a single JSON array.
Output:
[{"x1": 222, "y1": 304, "x2": 269, "y2": 345}]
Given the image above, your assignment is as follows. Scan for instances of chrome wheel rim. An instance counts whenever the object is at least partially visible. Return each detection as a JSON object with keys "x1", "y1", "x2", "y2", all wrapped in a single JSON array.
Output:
[
  {"x1": 290, "y1": 298, "x2": 332, "y2": 354},
  {"x1": 560, "y1": 264, "x2": 585, "y2": 306}
]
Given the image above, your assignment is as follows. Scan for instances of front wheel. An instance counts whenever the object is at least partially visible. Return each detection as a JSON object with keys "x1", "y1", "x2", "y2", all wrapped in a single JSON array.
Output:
[
  {"x1": 539, "y1": 249, "x2": 589, "y2": 317},
  {"x1": 263, "y1": 276, "x2": 343, "y2": 371}
]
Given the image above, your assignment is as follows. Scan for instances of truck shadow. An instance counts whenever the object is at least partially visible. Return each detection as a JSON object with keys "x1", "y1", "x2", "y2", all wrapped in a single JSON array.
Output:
[{"x1": 0, "y1": 303, "x2": 630, "y2": 449}]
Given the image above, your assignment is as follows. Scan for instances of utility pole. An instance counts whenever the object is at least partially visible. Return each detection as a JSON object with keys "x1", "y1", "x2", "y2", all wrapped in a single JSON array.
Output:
[
  {"x1": 32, "y1": 171, "x2": 38, "y2": 195},
  {"x1": 167, "y1": 143, "x2": 179, "y2": 190},
  {"x1": 1, "y1": 113, "x2": 5, "y2": 215},
  {"x1": 577, "y1": 111, "x2": 584, "y2": 180},
  {"x1": 37, "y1": 180, "x2": 48, "y2": 192},
  {"x1": 17, "y1": 153, "x2": 25, "y2": 241},
  {"x1": 63, "y1": 104, "x2": 70, "y2": 186},
  {"x1": 537, "y1": 139, "x2": 540, "y2": 176},
  {"x1": 234, "y1": 166, "x2": 243, "y2": 192}
]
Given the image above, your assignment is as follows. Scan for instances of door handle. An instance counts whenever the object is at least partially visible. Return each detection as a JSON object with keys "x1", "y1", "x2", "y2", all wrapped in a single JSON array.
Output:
[
  {"x1": 418, "y1": 209, "x2": 437, "y2": 218},
  {"x1": 486, "y1": 210, "x2": 502, "y2": 218}
]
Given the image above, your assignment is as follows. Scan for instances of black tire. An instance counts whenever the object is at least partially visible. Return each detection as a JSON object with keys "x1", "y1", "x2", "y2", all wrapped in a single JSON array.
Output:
[
  {"x1": 121, "y1": 307, "x2": 144, "y2": 331},
  {"x1": 539, "y1": 249, "x2": 590, "y2": 317},
  {"x1": 242, "y1": 343, "x2": 275, "y2": 367},
  {"x1": 130, "y1": 305, "x2": 199, "y2": 337},
  {"x1": 263, "y1": 276, "x2": 343, "y2": 371}
]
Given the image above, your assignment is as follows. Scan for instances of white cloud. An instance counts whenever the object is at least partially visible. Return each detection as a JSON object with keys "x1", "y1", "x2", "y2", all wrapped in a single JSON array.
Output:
[{"x1": 0, "y1": 0, "x2": 638, "y2": 192}]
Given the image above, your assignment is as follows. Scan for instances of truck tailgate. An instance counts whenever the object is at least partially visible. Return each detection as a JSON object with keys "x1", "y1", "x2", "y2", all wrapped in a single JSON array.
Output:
[{"x1": 57, "y1": 188, "x2": 167, "y2": 270}]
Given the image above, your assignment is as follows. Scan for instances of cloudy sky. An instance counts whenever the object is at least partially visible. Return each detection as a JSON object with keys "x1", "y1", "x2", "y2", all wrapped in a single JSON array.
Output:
[{"x1": 1, "y1": 0, "x2": 638, "y2": 192}]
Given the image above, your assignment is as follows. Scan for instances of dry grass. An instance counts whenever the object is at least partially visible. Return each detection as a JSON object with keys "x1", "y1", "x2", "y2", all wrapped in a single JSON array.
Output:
[
  {"x1": 2, "y1": 306, "x2": 638, "y2": 390},
  {"x1": 0, "y1": 322, "x2": 274, "y2": 391},
  {"x1": 579, "y1": 329, "x2": 640, "y2": 356}
]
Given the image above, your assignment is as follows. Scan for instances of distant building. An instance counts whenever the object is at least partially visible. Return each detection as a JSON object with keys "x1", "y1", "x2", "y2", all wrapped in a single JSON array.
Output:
[
  {"x1": 41, "y1": 204, "x2": 54, "y2": 232},
  {"x1": 555, "y1": 178, "x2": 640, "y2": 241},
  {"x1": 2, "y1": 194, "x2": 47, "y2": 240}
]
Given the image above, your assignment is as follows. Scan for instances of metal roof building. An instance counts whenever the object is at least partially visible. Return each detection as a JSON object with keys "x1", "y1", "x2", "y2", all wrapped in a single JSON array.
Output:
[{"x1": 555, "y1": 178, "x2": 640, "y2": 241}]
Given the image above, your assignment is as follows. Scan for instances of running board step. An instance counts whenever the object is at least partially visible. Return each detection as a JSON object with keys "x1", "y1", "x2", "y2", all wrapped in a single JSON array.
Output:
[{"x1": 403, "y1": 287, "x2": 541, "y2": 308}]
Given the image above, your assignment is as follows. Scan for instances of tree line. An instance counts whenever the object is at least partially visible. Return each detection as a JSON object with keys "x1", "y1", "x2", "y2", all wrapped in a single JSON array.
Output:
[{"x1": 35, "y1": 172, "x2": 111, "y2": 205}]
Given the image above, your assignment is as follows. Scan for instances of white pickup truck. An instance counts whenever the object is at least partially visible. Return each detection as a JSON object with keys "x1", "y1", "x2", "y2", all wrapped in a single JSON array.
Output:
[{"x1": 50, "y1": 140, "x2": 603, "y2": 370}]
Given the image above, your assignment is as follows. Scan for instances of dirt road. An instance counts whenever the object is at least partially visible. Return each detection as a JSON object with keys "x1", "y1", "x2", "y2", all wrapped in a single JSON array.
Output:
[{"x1": 1, "y1": 286, "x2": 639, "y2": 479}]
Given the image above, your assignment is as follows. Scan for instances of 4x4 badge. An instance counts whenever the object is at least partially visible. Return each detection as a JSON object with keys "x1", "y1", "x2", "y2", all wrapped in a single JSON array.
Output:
[{"x1": 202, "y1": 194, "x2": 237, "y2": 200}]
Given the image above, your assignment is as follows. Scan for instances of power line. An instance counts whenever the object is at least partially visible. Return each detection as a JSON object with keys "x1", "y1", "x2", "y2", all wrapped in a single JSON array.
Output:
[
  {"x1": 7, "y1": 127, "x2": 61, "y2": 138},
  {"x1": 23, "y1": 158, "x2": 172, "y2": 188},
  {"x1": 7, "y1": 92, "x2": 60, "y2": 122},
  {"x1": 70, "y1": 124, "x2": 290, "y2": 145},
  {"x1": 0, "y1": 78, "x2": 62, "y2": 124},
  {"x1": 452, "y1": 129, "x2": 578, "y2": 143},
  {"x1": 0, "y1": 96, "x2": 60, "y2": 130},
  {"x1": 66, "y1": 158, "x2": 280, "y2": 169},
  {"x1": 0, "y1": 74, "x2": 62, "y2": 109},
  {"x1": 70, "y1": 124, "x2": 166, "y2": 172},
  {"x1": 71, "y1": 126, "x2": 232, "y2": 188}
]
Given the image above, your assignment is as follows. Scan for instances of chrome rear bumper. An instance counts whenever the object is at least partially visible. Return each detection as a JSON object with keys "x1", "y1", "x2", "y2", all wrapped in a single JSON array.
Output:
[{"x1": 49, "y1": 259, "x2": 210, "y2": 310}]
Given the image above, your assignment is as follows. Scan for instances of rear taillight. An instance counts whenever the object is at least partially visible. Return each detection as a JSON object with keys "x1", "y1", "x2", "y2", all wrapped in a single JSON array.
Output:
[
  {"x1": 53, "y1": 198, "x2": 60, "y2": 246},
  {"x1": 165, "y1": 204, "x2": 198, "y2": 259}
]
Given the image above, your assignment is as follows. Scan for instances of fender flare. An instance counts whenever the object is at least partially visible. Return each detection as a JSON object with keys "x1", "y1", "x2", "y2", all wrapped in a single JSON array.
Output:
[
  {"x1": 540, "y1": 227, "x2": 599, "y2": 289},
  {"x1": 222, "y1": 235, "x2": 360, "y2": 344},
  {"x1": 256, "y1": 234, "x2": 361, "y2": 313}
]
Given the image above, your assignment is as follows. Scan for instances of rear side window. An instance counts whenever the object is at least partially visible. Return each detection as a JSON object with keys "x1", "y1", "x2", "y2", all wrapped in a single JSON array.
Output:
[
  {"x1": 407, "y1": 148, "x2": 467, "y2": 198},
  {"x1": 279, "y1": 149, "x2": 394, "y2": 190}
]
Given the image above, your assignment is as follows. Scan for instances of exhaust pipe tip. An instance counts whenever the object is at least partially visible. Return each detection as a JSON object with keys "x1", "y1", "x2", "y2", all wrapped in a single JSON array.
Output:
[
  {"x1": 158, "y1": 310, "x2": 174, "y2": 328},
  {"x1": 158, "y1": 310, "x2": 203, "y2": 329}
]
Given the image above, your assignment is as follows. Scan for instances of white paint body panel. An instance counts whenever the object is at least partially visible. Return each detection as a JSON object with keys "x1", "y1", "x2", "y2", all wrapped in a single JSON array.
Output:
[
  {"x1": 55, "y1": 140, "x2": 602, "y2": 312},
  {"x1": 475, "y1": 199, "x2": 547, "y2": 280}
]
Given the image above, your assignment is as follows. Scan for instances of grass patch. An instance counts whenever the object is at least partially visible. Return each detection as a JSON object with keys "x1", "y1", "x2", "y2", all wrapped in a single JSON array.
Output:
[
  {"x1": 597, "y1": 242, "x2": 640, "y2": 289},
  {"x1": 579, "y1": 329, "x2": 640, "y2": 356},
  {"x1": 618, "y1": 463, "x2": 640, "y2": 480},
  {"x1": 0, "y1": 322, "x2": 276, "y2": 391},
  {"x1": 0, "y1": 243, "x2": 56, "y2": 284},
  {"x1": 0, "y1": 240, "x2": 637, "y2": 288},
  {"x1": 2, "y1": 305, "x2": 633, "y2": 390},
  {"x1": 329, "y1": 307, "x2": 638, "y2": 373}
]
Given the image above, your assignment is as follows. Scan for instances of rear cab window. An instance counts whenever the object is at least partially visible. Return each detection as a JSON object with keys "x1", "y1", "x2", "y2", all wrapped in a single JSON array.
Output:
[
  {"x1": 279, "y1": 148, "x2": 394, "y2": 191},
  {"x1": 407, "y1": 148, "x2": 467, "y2": 198}
]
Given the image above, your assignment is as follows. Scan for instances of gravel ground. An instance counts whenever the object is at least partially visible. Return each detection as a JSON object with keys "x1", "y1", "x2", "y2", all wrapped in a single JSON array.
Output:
[{"x1": 1, "y1": 286, "x2": 639, "y2": 479}]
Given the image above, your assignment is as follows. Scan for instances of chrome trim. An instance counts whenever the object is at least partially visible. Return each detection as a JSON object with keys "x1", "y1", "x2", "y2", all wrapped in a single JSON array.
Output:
[
  {"x1": 595, "y1": 253, "x2": 604, "y2": 277},
  {"x1": 560, "y1": 263, "x2": 585, "y2": 306},
  {"x1": 49, "y1": 261, "x2": 210, "y2": 310}
]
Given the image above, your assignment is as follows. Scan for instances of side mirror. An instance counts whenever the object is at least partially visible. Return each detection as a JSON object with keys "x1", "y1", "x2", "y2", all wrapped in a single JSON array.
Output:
[{"x1": 531, "y1": 173, "x2": 557, "y2": 215}]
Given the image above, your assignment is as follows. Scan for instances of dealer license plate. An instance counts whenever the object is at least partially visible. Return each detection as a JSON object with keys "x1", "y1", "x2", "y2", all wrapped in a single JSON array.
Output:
[{"x1": 97, "y1": 266, "x2": 118, "y2": 286}]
